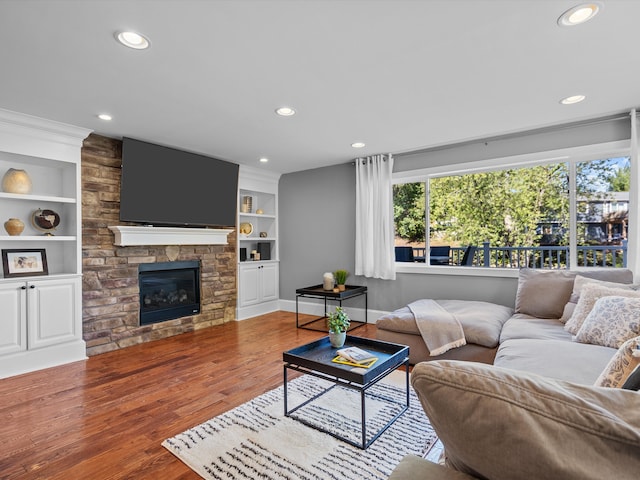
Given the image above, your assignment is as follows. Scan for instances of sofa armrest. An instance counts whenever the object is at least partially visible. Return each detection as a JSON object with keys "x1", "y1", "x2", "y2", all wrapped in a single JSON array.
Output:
[{"x1": 388, "y1": 455, "x2": 477, "y2": 480}]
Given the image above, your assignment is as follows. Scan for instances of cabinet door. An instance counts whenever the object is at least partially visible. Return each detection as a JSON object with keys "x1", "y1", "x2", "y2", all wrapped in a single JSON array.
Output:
[
  {"x1": 27, "y1": 277, "x2": 80, "y2": 350},
  {"x1": 260, "y1": 263, "x2": 279, "y2": 302},
  {"x1": 238, "y1": 265, "x2": 260, "y2": 306},
  {"x1": 0, "y1": 282, "x2": 27, "y2": 355}
]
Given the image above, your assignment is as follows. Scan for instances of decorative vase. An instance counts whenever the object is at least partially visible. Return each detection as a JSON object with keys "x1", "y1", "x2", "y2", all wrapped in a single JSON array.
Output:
[
  {"x1": 323, "y1": 272, "x2": 334, "y2": 290},
  {"x1": 4, "y1": 217, "x2": 25, "y2": 236},
  {"x1": 241, "y1": 196, "x2": 252, "y2": 213},
  {"x1": 2, "y1": 168, "x2": 32, "y2": 194},
  {"x1": 329, "y1": 331, "x2": 346, "y2": 348},
  {"x1": 338, "y1": 284, "x2": 346, "y2": 292}
]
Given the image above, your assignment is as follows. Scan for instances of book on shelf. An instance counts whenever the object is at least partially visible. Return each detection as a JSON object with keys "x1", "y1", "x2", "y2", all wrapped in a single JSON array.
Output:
[
  {"x1": 331, "y1": 355, "x2": 378, "y2": 368},
  {"x1": 336, "y1": 346, "x2": 378, "y2": 365}
]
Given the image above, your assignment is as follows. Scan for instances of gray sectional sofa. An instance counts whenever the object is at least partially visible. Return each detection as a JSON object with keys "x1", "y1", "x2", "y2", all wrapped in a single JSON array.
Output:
[{"x1": 383, "y1": 268, "x2": 640, "y2": 479}]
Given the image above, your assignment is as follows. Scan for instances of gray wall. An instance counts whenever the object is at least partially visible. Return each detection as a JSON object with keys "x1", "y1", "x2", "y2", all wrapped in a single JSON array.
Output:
[{"x1": 278, "y1": 115, "x2": 631, "y2": 313}]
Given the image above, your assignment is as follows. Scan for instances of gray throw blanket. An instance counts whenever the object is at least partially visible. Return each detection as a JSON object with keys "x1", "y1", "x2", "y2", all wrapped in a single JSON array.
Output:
[{"x1": 408, "y1": 299, "x2": 466, "y2": 356}]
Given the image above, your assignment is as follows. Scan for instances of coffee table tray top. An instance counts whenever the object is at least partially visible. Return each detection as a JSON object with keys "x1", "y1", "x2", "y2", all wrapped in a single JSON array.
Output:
[
  {"x1": 295, "y1": 284, "x2": 367, "y2": 299},
  {"x1": 283, "y1": 335, "x2": 408, "y2": 384}
]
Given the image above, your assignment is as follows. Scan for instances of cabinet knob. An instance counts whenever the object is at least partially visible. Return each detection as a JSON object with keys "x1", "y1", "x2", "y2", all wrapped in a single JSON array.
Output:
[
  {"x1": 20, "y1": 285, "x2": 27, "y2": 290},
  {"x1": 29, "y1": 284, "x2": 35, "y2": 289}
]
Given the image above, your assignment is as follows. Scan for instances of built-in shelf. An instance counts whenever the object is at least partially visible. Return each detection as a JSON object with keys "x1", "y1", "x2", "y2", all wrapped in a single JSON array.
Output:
[
  {"x1": 109, "y1": 225, "x2": 234, "y2": 246},
  {"x1": 0, "y1": 235, "x2": 76, "y2": 241},
  {"x1": 0, "y1": 192, "x2": 76, "y2": 203},
  {"x1": 0, "y1": 108, "x2": 90, "y2": 378}
]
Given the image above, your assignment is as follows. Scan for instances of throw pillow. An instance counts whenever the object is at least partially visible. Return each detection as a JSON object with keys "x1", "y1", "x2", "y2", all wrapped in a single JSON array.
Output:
[
  {"x1": 410, "y1": 360, "x2": 640, "y2": 480},
  {"x1": 575, "y1": 297, "x2": 640, "y2": 348},
  {"x1": 559, "y1": 274, "x2": 638, "y2": 323},
  {"x1": 514, "y1": 268, "x2": 575, "y2": 319},
  {"x1": 564, "y1": 283, "x2": 640, "y2": 335},
  {"x1": 594, "y1": 336, "x2": 640, "y2": 388}
]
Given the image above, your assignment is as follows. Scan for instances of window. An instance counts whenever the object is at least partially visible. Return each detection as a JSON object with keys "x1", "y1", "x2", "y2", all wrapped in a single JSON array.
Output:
[{"x1": 393, "y1": 154, "x2": 630, "y2": 269}]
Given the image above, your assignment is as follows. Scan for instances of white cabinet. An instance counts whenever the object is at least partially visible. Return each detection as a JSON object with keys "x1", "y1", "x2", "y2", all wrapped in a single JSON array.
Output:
[
  {"x1": 2, "y1": 276, "x2": 81, "y2": 351},
  {"x1": 0, "y1": 281, "x2": 26, "y2": 356},
  {"x1": 236, "y1": 166, "x2": 281, "y2": 320},
  {"x1": 27, "y1": 276, "x2": 80, "y2": 350},
  {"x1": 0, "y1": 109, "x2": 90, "y2": 378},
  {"x1": 239, "y1": 262, "x2": 279, "y2": 307}
]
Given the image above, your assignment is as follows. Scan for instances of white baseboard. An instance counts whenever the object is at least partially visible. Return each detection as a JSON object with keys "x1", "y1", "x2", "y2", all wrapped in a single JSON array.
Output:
[
  {"x1": 236, "y1": 300, "x2": 280, "y2": 321},
  {"x1": 0, "y1": 340, "x2": 87, "y2": 379},
  {"x1": 278, "y1": 299, "x2": 390, "y2": 324}
]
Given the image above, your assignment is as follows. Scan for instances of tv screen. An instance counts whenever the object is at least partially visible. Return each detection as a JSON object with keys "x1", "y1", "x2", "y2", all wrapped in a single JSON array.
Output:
[{"x1": 120, "y1": 138, "x2": 239, "y2": 227}]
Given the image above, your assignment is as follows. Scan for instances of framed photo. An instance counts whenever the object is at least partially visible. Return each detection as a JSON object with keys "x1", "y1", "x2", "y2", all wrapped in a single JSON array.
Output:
[{"x1": 2, "y1": 249, "x2": 48, "y2": 278}]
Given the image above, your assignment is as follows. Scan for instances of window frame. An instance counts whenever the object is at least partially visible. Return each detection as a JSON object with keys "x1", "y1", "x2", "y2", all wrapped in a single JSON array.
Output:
[{"x1": 393, "y1": 140, "x2": 631, "y2": 277}]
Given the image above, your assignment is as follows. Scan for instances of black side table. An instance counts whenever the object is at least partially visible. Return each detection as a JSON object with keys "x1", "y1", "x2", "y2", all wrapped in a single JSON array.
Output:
[{"x1": 295, "y1": 284, "x2": 367, "y2": 331}]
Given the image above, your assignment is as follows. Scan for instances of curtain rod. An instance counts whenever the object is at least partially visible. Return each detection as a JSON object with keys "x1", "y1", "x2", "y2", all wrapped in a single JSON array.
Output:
[{"x1": 394, "y1": 111, "x2": 634, "y2": 158}]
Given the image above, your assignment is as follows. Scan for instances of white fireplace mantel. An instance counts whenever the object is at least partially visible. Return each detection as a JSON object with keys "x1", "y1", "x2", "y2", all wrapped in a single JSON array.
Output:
[{"x1": 108, "y1": 225, "x2": 234, "y2": 246}]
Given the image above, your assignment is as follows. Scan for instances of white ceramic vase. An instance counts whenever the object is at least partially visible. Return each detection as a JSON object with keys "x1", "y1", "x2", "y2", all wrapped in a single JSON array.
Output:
[{"x1": 329, "y1": 331, "x2": 346, "y2": 348}]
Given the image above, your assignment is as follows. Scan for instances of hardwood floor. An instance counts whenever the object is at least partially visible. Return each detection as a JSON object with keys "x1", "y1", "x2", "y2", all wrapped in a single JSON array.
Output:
[{"x1": 0, "y1": 312, "x2": 379, "y2": 479}]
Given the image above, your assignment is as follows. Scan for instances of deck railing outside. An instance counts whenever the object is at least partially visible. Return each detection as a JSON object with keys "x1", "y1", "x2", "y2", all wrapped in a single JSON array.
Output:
[{"x1": 410, "y1": 241, "x2": 627, "y2": 269}]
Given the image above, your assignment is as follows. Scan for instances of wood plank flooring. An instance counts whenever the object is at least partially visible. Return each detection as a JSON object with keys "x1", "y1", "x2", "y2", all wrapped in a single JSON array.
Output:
[{"x1": 0, "y1": 312, "x2": 379, "y2": 479}]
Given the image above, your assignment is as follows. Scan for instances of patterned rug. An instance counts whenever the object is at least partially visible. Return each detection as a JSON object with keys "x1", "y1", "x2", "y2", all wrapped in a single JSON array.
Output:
[{"x1": 162, "y1": 372, "x2": 437, "y2": 479}]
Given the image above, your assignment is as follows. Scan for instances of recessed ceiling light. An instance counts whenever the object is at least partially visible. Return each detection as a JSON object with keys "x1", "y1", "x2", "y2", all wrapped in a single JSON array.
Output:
[
  {"x1": 97, "y1": 113, "x2": 112, "y2": 121},
  {"x1": 259, "y1": 157, "x2": 269, "y2": 163},
  {"x1": 558, "y1": 3, "x2": 601, "y2": 27},
  {"x1": 351, "y1": 142, "x2": 366, "y2": 148},
  {"x1": 560, "y1": 94, "x2": 586, "y2": 105},
  {"x1": 275, "y1": 107, "x2": 296, "y2": 117},
  {"x1": 115, "y1": 31, "x2": 150, "y2": 50}
]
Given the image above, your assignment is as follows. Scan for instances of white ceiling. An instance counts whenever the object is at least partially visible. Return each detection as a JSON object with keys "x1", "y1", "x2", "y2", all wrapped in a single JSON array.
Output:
[{"x1": 1, "y1": 0, "x2": 639, "y2": 174}]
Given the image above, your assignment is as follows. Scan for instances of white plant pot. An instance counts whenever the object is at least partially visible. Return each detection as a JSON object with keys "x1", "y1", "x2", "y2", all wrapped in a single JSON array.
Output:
[{"x1": 329, "y1": 331, "x2": 346, "y2": 348}]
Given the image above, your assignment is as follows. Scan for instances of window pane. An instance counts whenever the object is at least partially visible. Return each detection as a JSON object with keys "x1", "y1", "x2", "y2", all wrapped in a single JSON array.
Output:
[
  {"x1": 393, "y1": 182, "x2": 425, "y2": 262},
  {"x1": 394, "y1": 156, "x2": 629, "y2": 269},
  {"x1": 428, "y1": 164, "x2": 569, "y2": 268},
  {"x1": 576, "y1": 157, "x2": 630, "y2": 268}
]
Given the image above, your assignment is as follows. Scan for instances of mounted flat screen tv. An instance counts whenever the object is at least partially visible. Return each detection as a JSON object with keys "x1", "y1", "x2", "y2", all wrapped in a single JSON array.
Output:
[{"x1": 120, "y1": 137, "x2": 239, "y2": 227}]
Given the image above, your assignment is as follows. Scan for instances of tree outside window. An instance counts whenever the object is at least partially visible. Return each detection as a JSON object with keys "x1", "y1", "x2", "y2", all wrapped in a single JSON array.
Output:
[{"x1": 393, "y1": 156, "x2": 630, "y2": 268}]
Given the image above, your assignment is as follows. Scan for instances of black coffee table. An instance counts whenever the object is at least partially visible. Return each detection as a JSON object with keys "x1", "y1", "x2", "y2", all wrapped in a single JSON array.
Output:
[
  {"x1": 282, "y1": 335, "x2": 409, "y2": 449},
  {"x1": 295, "y1": 284, "x2": 367, "y2": 331}
]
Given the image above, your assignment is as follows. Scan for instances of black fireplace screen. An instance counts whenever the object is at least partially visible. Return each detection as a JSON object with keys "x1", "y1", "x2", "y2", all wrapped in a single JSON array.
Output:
[{"x1": 138, "y1": 260, "x2": 201, "y2": 325}]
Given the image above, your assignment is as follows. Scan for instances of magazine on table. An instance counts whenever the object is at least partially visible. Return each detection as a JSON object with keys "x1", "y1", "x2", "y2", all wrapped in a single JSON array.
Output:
[
  {"x1": 336, "y1": 346, "x2": 378, "y2": 364},
  {"x1": 331, "y1": 355, "x2": 378, "y2": 368}
]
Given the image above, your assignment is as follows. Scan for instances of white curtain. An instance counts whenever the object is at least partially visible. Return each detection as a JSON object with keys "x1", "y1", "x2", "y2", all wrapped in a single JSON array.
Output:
[
  {"x1": 629, "y1": 109, "x2": 639, "y2": 280},
  {"x1": 355, "y1": 154, "x2": 396, "y2": 280}
]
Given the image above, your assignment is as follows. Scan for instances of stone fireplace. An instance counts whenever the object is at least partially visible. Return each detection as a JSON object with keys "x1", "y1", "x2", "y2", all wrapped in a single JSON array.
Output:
[{"x1": 81, "y1": 134, "x2": 237, "y2": 356}]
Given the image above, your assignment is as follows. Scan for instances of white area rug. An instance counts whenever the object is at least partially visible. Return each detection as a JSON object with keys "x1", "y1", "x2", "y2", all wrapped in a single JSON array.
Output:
[{"x1": 162, "y1": 372, "x2": 437, "y2": 479}]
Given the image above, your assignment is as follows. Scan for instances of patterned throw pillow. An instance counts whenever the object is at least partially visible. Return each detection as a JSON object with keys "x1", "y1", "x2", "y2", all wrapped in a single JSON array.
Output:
[
  {"x1": 594, "y1": 336, "x2": 640, "y2": 388},
  {"x1": 559, "y1": 275, "x2": 638, "y2": 324},
  {"x1": 575, "y1": 297, "x2": 640, "y2": 348},
  {"x1": 564, "y1": 283, "x2": 640, "y2": 335}
]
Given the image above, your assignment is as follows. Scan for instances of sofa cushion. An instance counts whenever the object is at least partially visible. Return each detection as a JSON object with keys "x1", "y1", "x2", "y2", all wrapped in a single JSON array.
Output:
[
  {"x1": 499, "y1": 314, "x2": 571, "y2": 343},
  {"x1": 376, "y1": 300, "x2": 512, "y2": 348},
  {"x1": 559, "y1": 274, "x2": 638, "y2": 323},
  {"x1": 595, "y1": 336, "x2": 640, "y2": 388},
  {"x1": 575, "y1": 296, "x2": 640, "y2": 348},
  {"x1": 514, "y1": 268, "x2": 575, "y2": 318},
  {"x1": 565, "y1": 283, "x2": 640, "y2": 335},
  {"x1": 494, "y1": 338, "x2": 614, "y2": 384},
  {"x1": 410, "y1": 360, "x2": 640, "y2": 480}
]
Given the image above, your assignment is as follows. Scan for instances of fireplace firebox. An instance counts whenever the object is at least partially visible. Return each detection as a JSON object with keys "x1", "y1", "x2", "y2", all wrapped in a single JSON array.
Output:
[{"x1": 138, "y1": 261, "x2": 201, "y2": 325}]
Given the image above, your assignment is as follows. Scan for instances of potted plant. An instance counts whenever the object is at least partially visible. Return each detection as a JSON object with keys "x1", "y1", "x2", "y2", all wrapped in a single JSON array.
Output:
[
  {"x1": 334, "y1": 269, "x2": 349, "y2": 291},
  {"x1": 327, "y1": 306, "x2": 350, "y2": 347}
]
